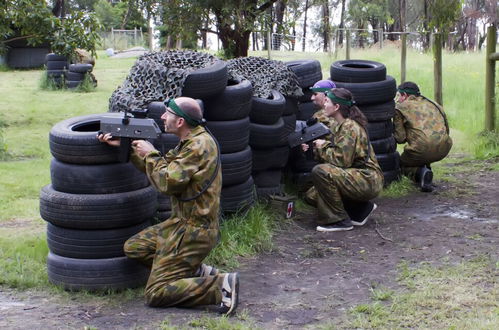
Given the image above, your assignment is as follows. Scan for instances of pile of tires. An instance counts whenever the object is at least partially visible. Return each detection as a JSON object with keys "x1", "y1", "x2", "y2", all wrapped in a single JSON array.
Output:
[
  {"x1": 285, "y1": 60, "x2": 324, "y2": 192},
  {"x1": 65, "y1": 63, "x2": 95, "y2": 89},
  {"x1": 45, "y1": 53, "x2": 69, "y2": 87},
  {"x1": 330, "y1": 59, "x2": 400, "y2": 185},
  {"x1": 40, "y1": 113, "x2": 154, "y2": 291}
]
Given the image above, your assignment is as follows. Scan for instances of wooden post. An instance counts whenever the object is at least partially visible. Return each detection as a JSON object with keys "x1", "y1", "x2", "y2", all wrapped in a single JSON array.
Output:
[
  {"x1": 267, "y1": 30, "x2": 272, "y2": 60},
  {"x1": 111, "y1": 28, "x2": 115, "y2": 49},
  {"x1": 134, "y1": 27, "x2": 137, "y2": 46},
  {"x1": 345, "y1": 29, "x2": 351, "y2": 60},
  {"x1": 485, "y1": 25, "x2": 497, "y2": 131},
  {"x1": 401, "y1": 33, "x2": 407, "y2": 83},
  {"x1": 379, "y1": 28, "x2": 383, "y2": 49},
  {"x1": 433, "y1": 32, "x2": 443, "y2": 106}
]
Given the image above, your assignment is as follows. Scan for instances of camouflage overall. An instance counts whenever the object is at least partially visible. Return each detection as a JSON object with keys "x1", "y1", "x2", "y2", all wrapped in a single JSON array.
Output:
[
  {"x1": 126, "y1": 126, "x2": 225, "y2": 307},
  {"x1": 305, "y1": 119, "x2": 384, "y2": 224},
  {"x1": 394, "y1": 95, "x2": 453, "y2": 179}
]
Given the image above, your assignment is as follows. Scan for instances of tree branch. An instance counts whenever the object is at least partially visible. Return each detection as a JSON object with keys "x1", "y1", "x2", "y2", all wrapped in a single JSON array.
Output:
[
  {"x1": 257, "y1": 0, "x2": 278, "y2": 13},
  {"x1": 2, "y1": 35, "x2": 40, "y2": 43}
]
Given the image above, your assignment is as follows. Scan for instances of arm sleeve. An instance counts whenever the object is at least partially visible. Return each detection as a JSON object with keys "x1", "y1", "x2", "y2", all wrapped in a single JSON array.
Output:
[
  {"x1": 393, "y1": 109, "x2": 407, "y2": 144},
  {"x1": 143, "y1": 142, "x2": 201, "y2": 195},
  {"x1": 316, "y1": 129, "x2": 357, "y2": 168}
]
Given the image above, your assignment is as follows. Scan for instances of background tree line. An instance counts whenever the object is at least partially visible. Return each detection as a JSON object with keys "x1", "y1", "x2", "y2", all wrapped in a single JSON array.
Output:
[{"x1": 1, "y1": 0, "x2": 497, "y2": 59}]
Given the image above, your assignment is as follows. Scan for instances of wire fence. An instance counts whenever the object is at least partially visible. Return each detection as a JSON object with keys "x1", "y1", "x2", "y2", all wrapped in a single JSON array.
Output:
[{"x1": 98, "y1": 28, "x2": 146, "y2": 51}]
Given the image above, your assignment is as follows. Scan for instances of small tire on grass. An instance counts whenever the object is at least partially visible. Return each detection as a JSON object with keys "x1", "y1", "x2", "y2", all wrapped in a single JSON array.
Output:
[{"x1": 69, "y1": 63, "x2": 93, "y2": 73}]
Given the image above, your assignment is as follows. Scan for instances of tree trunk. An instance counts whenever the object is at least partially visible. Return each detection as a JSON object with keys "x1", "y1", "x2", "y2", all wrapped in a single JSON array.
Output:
[
  {"x1": 322, "y1": 0, "x2": 330, "y2": 52},
  {"x1": 422, "y1": 0, "x2": 431, "y2": 50},
  {"x1": 338, "y1": 0, "x2": 346, "y2": 46},
  {"x1": 399, "y1": 0, "x2": 406, "y2": 32},
  {"x1": 274, "y1": 0, "x2": 286, "y2": 50},
  {"x1": 302, "y1": 0, "x2": 309, "y2": 52}
]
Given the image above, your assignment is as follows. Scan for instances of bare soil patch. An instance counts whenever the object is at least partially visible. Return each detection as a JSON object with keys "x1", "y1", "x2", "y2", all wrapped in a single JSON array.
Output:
[{"x1": 1, "y1": 160, "x2": 498, "y2": 329}]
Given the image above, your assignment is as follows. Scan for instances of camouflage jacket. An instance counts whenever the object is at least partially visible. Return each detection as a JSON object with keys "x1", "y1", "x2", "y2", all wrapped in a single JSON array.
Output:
[
  {"x1": 313, "y1": 109, "x2": 338, "y2": 131},
  {"x1": 394, "y1": 95, "x2": 451, "y2": 152},
  {"x1": 131, "y1": 126, "x2": 221, "y2": 229},
  {"x1": 316, "y1": 118, "x2": 383, "y2": 177}
]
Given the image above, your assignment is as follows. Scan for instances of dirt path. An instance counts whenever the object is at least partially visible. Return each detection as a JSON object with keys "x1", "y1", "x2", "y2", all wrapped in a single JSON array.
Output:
[{"x1": 1, "y1": 161, "x2": 498, "y2": 329}]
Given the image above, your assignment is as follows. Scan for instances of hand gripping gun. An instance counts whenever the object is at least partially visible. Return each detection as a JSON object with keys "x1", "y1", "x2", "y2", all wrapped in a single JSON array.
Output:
[{"x1": 100, "y1": 109, "x2": 162, "y2": 162}]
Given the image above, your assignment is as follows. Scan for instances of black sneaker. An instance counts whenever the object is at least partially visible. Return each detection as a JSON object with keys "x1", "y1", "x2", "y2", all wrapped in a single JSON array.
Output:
[
  {"x1": 351, "y1": 202, "x2": 377, "y2": 226},
  {"x1": 316, "y1": 219, "x2": 354, "y2": 232},
  {"x1": 420, "y1": 166, "x2": 434, "y2": 192},
  {"x1": 196, "y1": 263, "x2": 219, "y2": 277},
  {"x1": 219, "y1": 273, "x2": 239, "y2": 315}
]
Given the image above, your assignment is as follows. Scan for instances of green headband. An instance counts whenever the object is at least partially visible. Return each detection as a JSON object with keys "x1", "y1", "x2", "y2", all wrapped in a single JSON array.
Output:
[
  {"x1": 326, "y1": 92, "x2": 354, "y2": 107},
  {"x1": 397, "y1": 88, "x2": 419, "y2": 95},
  {"x1": 165, "y1": 99, "x2": 201, "y2": 127},
  {"x1": 310, "y1": 87, "x2": 331, "y2": 93}
]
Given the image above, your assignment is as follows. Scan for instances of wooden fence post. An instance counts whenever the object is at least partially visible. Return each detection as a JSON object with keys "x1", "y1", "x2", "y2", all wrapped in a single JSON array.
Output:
[
  {"x1": 401, "y1": 33, "x2": 407, "y2": 83},
  {"x1": 379, "y1": 29, "x2": 383, "y2": 49},
  {"x1": 346, "y1": 29, "x2": 351, "y2": 60},
  {"x1": 267, "y1": 31, "x2": 272, "y2": 60},
  {"x1": 485, "y1": 25, "x2": 497, "y2": 131},
  {"x1": 433, "y1": 32, "x2": 443, "y2": 106}
]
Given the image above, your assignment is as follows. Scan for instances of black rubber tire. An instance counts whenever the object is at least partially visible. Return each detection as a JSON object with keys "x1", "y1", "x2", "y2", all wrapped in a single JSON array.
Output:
[
  {"x1": 333, "y1": 76, "x2": 397, "y2": 105},
  {"x1": 383, "y1": 169, "x2": 401, "y2": 186},
  {"x1": 359, "y1": 101, "x2": 396, "y2": 121},
  {"x1": 50, "y1": 159, "x2": 149, "y2": 194},
  {"x1": 69, "y1": 63, "x2": 93, "y2": 73},
  {"x1": 46, "y1": 221, "x2": 151, "y2": 259},
  {"x1": 221, "y1": 146, "x2": 252, "y2": 187},
  {"x1": 182, "y1": 60, "x2": 228, "y2": 99},
  {"x1": 206, "y1": 117, "x2": 250, "y2": 153},
  {"x1": 47, "y1": 252, "x2": 150, "y2": 292},
  {"x1": 46, "y1": 53, "x2": 67, "y2": 62},
  {"x1": 253, "y1": 169, "x2": 282, "y2": 188},
  {"x1": 298, "y1": 88, "x2": 314, "y2": 103},
  {"x1": 46, "y1": 69, "x2": 65, "y2": 78},
  {"x1": 157, "y1": 192, "x2": 171, "y2": 211},
  {"x1": 147, "y1": 101, "x2": 166, "y2": 132},
  {"x1": 252, "y1": 146, "x2": 290, "y2": 171},
  {"x1": 46, "y1": 60, "x2": 69, "y2": 71},
  {"x1": 286, "y1": 60, "x2": 323, "y2": 88},
  {"x1": 250, "y1": 90, "x2": 286, "y2": 125},
  {"x1": 152, "y1": 133, "x2": 180, "y2": 154},
  {"x1": 49, "y1": 113, "x2": 122, "y2": 164},
  {"x1": 154, "y1": 210, "x2": 172, "y2": 224},
  {"x1": 40, "y1": 185, "x2": 157, "y2": 229},
  {"x1": 203, "y1": 78, "x2": 253, "y2": 121},
  {"x1": 249, "y1": 118, "x2": 287, "y2": 148},
  {"x1": 65, "y1": 71, "x2": 85, "y2": 81},
  {"x1": 376, "y1": 152, "x2": 400, "y2": 172},
  {"x1": 282, "y1": 114, "x2": 297, "y2": 138},
  {"x1": 330, "y1": 60, "x2": 386, "y2": 83},
  {"x1": 221, "y1": 177, "x2": 256, "y2": 214},
  {"x1": 370, "y1": 136, "x2": 396, "y2": 155},
  {"x1": 283, "y1": 97, "x2": 299, "y2": 115},
  {"x1": 65, "y1": 80, "x2": 81, "y2": 89},
  {"x1": 297, "y1": 101, "x2": 320, "y2": 121},
  {"x1": 367, "y1": 120, "x2": 394, "y2": 140}
]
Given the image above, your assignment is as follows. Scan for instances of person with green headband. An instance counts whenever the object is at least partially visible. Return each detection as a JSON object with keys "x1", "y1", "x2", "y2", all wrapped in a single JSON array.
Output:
[
  {"x1": 394, "y1": 81, "x2": 453, "y2": 192},
  {"x1": 98, "y1": 97, "x2": 239, "y2": 315},
  {"x1": 302, "y1": 88, "x2": 384, "y2": 232},
  {"x1": 309, "y1": 79, "x2": 338, "y2": 130}
]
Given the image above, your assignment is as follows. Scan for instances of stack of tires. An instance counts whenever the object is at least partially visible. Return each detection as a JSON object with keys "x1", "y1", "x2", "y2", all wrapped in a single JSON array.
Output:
[
  {"x1": 330, "y1": 60, "x2": 400, "y2": 185},
  {"x1": 249, "y1": 90, "x2": 291, "y2": 199},
  {"x1": 40, "y1": 113, "x2": 154, "y2": 291},
  {"x1": 203, "y1": 78, "x2": 255, "y2": 214},
  {"x1": 65, "y1": 63, "x2": 94, "y2": 89},
  {"x1": 45, "y1": 53, "x2": 68, "y2": 87},
  {"x1": 285, "y1": 60, "x2": 324, "y2": 191}
]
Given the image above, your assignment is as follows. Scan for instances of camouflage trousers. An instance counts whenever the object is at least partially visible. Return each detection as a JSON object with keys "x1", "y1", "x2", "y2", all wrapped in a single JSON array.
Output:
[
  {"x1": 305, "y1": 164, "x2": 383, "y2": 224},
  {"x1": 400, "y1": 137, "x2": 452, "y2": 180},
  {"x1": 124, "y1": 217, "x2": 224, "y2": 307}
]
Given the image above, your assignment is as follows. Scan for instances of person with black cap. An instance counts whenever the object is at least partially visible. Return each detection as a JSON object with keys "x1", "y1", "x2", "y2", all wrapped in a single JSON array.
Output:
[
  {"x1": 98, "y1": 97, "x2": 239, "y2": 315},
  {"x1": 310, "y1": 79, "x2": 338, "y2": 130},
  {"x1": 395, "y1": 82, "x2": 453, "y2": 192}
]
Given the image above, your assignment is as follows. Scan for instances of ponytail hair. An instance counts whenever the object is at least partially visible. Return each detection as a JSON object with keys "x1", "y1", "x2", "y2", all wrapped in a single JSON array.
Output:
[{"x1": 330, "y1": 88, "x2": 368, "y2": 129}]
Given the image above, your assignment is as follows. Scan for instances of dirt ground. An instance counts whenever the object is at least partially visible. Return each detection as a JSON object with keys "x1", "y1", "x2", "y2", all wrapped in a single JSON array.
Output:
[{"x1": 1, "y1": 159, "x2": 498, "y2": 329}]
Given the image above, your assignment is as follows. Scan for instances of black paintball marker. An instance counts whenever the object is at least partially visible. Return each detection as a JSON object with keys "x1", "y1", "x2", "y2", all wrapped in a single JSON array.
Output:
[
  {"x1": 288, "y1": 117, "x2": 331, "y2": 149},
  {"x1": 100, "y1": 108, "x2": 162, "y2": 162}
]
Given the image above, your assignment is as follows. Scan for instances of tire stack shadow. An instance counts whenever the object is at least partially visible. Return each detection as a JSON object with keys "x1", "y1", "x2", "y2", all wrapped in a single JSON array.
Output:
[{"x1": 40, "y1": 114, "x2": 154, "y2": 291}]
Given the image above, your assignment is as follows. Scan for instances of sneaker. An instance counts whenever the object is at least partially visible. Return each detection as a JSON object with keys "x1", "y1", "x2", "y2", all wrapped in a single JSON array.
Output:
[
  {"x1": 351, "y1": 202, "x2": 377, "y2": 226},
  {"x1": 219, "y1": 273, "x2": 239, "y2": 315},
  {"x1": 196, "y1": 263, "x2": 219, "y2": 277},
  {"x1": 316, "y1": 219, "x2": 354, "y2": 232}
]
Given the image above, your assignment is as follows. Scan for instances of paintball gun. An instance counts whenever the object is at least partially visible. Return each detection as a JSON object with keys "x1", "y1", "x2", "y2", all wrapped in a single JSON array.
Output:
[
  {"x1": 288, "y1": 117, "x2": 331, "y2": 148},
  {"x1": 100, "y1": 108, "x2": 162, "y2": 162}
]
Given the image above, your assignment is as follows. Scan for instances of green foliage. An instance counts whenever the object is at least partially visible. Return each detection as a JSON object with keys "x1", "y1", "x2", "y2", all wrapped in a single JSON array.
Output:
[
  {"x1": 348, "y1": 0, "x2": 391, "y2": 28},
  {"x1": 427, "y1": 0, "x2": 462, "y2": 33},
  {"x1": 94, "y1": 0, "x2": 123, "y2": 30},
  {"x1": 473, "y1": 131, "x2": 499, "y2": 159},
  {"x1": 39, "y1": 71, "x2": 63, "y2": 91},
  {"x1": 0, "y1": 115, "x2": 10, "y2": 161}
]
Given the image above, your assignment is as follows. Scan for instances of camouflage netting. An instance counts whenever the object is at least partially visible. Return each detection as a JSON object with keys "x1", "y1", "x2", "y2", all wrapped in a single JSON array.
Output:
[
  {"x1": 227, "y1": 56, "x2": 303, "y2": 99},
  {"x1": 109, "y1": 51, "x2": 218, "y2": 112}
]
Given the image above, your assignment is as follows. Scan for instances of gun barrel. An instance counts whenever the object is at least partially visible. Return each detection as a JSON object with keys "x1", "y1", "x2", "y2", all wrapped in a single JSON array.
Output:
[{"x1": 100, "y1": 116, "x2": 161, "y2": 139}]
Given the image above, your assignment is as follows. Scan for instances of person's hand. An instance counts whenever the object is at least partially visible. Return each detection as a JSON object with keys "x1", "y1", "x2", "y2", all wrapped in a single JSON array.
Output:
[
  {"x1": 97, "y1": 132, "x2": 120, "y2": 147},
  {"x1": 301, "y1": 143, "x2": 309, "y2": 152},
  {"x1": 313, "y1": 139, "x2": 326, "y2": 149},
  {"x1": 132, "y1": 140, "x2": 156, "y2": 158}
]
